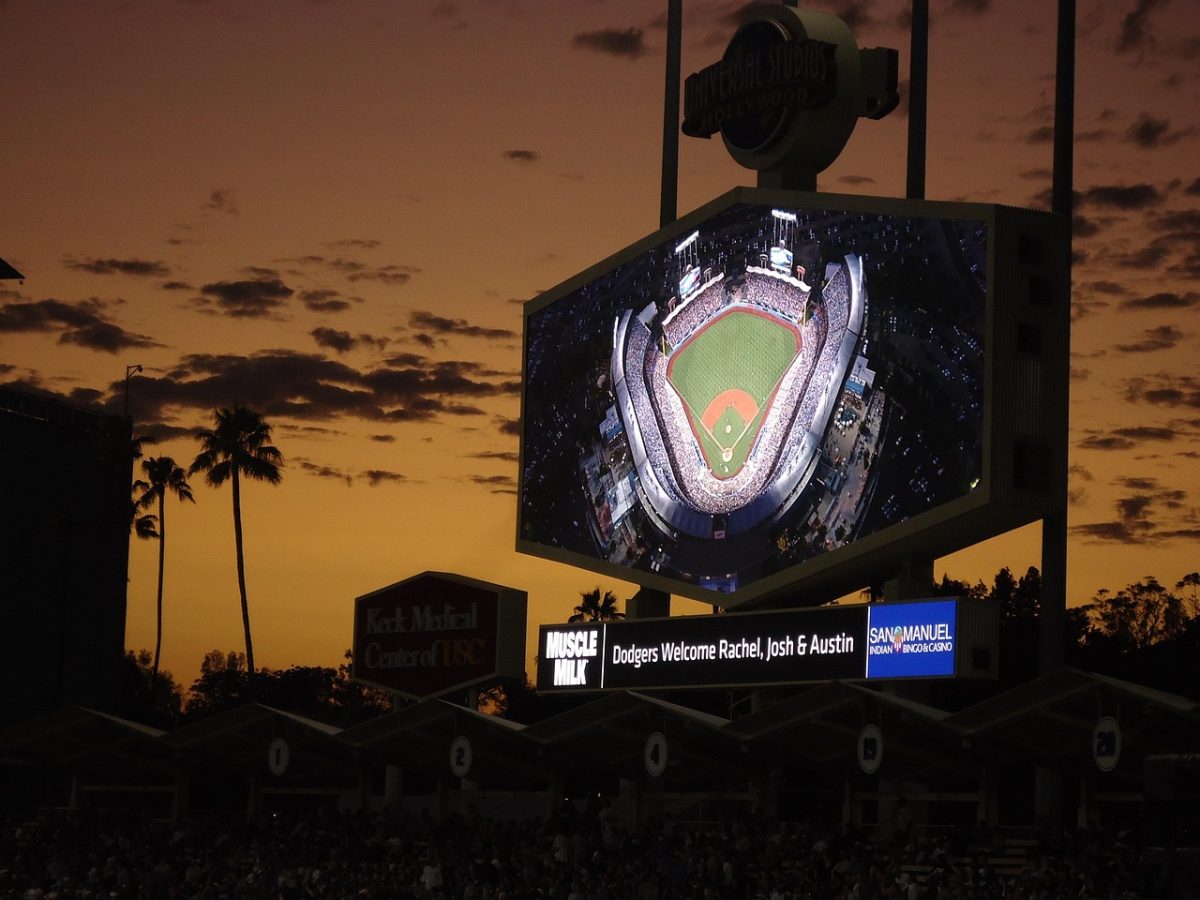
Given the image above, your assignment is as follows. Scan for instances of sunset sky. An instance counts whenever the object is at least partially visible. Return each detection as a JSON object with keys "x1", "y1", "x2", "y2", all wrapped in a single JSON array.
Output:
[{"x1": 2, "y1": 0, "x2": 1198, "y2": 690}]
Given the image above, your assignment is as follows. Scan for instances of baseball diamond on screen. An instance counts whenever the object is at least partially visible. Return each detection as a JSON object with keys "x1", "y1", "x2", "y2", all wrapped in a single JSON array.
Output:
[
  {"x1": 520, "y1": 198, "x2": 987, "y2": 597},
  {"x1": 667, "y1": 308, "x2": 802, "y2": 479}
]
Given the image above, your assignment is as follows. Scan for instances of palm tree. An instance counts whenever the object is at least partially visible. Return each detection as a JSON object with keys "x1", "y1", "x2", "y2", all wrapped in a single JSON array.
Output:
[
  {"x1": 568, "y1": 588, "x2": 626, "y2": 623},
  {"x1": 133, "y1": 457, "x2": 194, "y2": 686},
  {"x1": 129, "y1": 434, "x2": 159, "y2": 540},
  {"x1": 189, "y1": 405, "x2": 283, "y2": 679}
]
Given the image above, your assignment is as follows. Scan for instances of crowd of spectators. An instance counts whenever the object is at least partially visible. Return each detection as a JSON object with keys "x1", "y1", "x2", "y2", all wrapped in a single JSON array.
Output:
[
  {"x1": 0, "y1": 805, "x2": 1152, "y2": 899},
  {"x1": 662, "y1": 279, "x2": 727, "y2": 347},
  {"x1": 738, "y1": 273, "x2": 808, "y2": 325}
]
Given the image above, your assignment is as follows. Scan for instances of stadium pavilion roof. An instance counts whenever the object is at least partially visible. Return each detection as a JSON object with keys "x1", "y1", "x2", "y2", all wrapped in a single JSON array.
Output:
[
  {"x1": 341, "y1": 699, "x2": 545, "y2": 789},
  {"x1": 163, "y1": 702, "x2": 359, "y2": 787},
  {"x1": 726, "y1": 681, "x2": 974, "y2": 780},
  {"x1": 524, "y1": 691, "x2": 744, "y2": 790},
  {"x1": 4, "y1": 673, "x2": 1199, "y2": 815},
  {"x1": 0, "y1": 706, "x2": 171, "y2": 783},
  {"x1": 947, "y1": 667, "x2": 1200, "y2": 777}
]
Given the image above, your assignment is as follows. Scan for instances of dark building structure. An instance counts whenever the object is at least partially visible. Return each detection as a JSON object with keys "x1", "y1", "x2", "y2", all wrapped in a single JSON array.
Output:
[{"x1": 0, "y1": 388, "x2": 133, "y2": 724}]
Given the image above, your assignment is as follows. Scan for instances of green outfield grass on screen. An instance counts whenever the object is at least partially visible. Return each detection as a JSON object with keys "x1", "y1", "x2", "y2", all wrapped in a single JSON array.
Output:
[{"x1": 666, "y1": 309, "x2": 802, "y2": 478}]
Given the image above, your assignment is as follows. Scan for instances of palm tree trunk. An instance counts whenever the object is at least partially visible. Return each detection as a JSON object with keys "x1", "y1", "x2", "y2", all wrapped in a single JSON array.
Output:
[
  {"x1": 231, "y1": 467, "x2": 256, "y2": 686},
  {"x1": 153, "y1": 492, "x2": 165, "y2": 687}
]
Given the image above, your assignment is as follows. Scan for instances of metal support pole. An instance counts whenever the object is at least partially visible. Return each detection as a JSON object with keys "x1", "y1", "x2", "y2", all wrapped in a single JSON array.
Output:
[
  {"x1": 1039, "y1": 0, "x2": 1074, "y2": 676},
  {"x1": 660, "y1": 0, "x2": 683, "y2": 228},
  {"x1": 906, "y1": 0, "x2": 929, "y2": 200}
]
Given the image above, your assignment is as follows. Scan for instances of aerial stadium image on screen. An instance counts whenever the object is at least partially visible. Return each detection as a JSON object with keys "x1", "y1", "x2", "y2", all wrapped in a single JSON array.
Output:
[{"x1": 520, "y1": 200, "x2": 987, "y2": 598}]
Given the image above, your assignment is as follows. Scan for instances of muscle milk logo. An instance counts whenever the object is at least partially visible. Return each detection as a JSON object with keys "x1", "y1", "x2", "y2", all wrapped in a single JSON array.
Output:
[
  {"x1": 865, "y1": 601, "x2": 957, "y2": 679},
  {"x1": 544, "y1": 627, "x2": 601, "y2": 687}
]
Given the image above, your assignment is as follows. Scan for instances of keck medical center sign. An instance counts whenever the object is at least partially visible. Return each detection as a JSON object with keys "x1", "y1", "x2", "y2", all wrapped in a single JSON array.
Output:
[
  {"x1": 537, "y1": 599, "x2": 993, "y2": 693},
  {"x1": 353, "y1": 571, "x2": 526, "y2": 699}
]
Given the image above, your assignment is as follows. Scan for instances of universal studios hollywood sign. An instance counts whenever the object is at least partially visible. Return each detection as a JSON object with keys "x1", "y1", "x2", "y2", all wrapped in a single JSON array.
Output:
[{"x1": 536, "y1": 598, "x2": 997, "y2": 693}]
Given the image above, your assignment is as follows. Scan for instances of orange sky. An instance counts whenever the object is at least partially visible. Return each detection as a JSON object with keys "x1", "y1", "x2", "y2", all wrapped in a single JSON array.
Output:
[{"x1": 2, "y1": 0, "x2": 1198, "y2": 690}]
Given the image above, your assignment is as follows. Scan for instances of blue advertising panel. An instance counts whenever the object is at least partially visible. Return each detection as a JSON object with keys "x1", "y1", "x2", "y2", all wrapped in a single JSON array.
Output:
[{"x1": 865, "y1": 600, "x2": 957, "y2": 679}]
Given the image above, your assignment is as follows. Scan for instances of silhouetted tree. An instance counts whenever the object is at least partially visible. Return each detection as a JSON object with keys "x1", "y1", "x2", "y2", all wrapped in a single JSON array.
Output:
[
  {"x1": 116, "y1": 649, "x2": 183, "y2": 728},
  {"x1": 185, "y1": 649, "x2": 250, "y2": 718},
  {"x1": 184, "y1": 649, "x2": 390, "y2": 726},
  {"x1": 1176, "y1": 572, "x2": 1200, "y2": 618},
  {"x1": 133, "y1": 457, "x2": 194, "y2": 686},
  {"x1": 189, "y1": 406, "x2": 282, "y2": 681},
  {"x1": 1079, "y1": 576, "x2": 1187, "y2": 653},
  {"x1": 569, "y1": 587, "x2": 626, "y2": 623}
]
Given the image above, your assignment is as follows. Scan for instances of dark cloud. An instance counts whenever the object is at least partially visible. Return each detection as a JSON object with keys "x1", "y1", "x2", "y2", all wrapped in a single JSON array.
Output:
[
  {"x1": 1072, "y1": 215, "x2": 1101, "y2": 238},
  {"x1": 293, "y1": 457, "x2": 353, "y2": 486},
  {"x1": 310, "y1": 327, "x2": 356, "y2": 353},
  {"x1": 948, "y1": 0, "x2": 990, "y2": 13},
  {"x1": 362, "y1": 469, "x2": 407, "y2": 487},
  {"x1": 0, "y1": 297, "x2": 162, "y2": 353},
  {"x1": 203, "y1": 188, "x2": 238, "y2": 215},
  {"x1": 196, "y1": 278, "x2": 293, "y2": 318},
  {"x1": 572, "y1": 27, "x2": 648, "y2": 59},
  {"x1": 502, "y1": 149, "x2": 540, "y2": 163},
  {"x1": 369, "y1": 433, "x2": 396, "y2": 443},
  {"x1": 112, "y1": 349, "x2": 519, "y2": 429},
  {"x1": 1117, "y1": 494, "x2": 1154, "y2": 521},
  {"x1": 468, "y1": 473, "x2": 518, "y2": 494},
  {"x1": 278, "y1": 255, "x2": 418, "y2": 286},
  {"x1": 1024, "y1": 125, "x2": 1054, "y2": 145},
  {"x1": 495, "y1": 416, "x2": 521, "y2": 437},
  {"x1": 326, "y1": 238, "x2": 381, "y2": 250},
  {"x1": 409, "y1": 310, "x2": 517, "y2": 340},
  {"x1": 1117, "y1": 0, "x2": 1168, "y2": 53},
  {"x1": 1070, "y1": 521, "x2": 1148, "y2": 544},
  {"x1": 299, "y1": 289, "x2": 357, "y2": 314},
  {"x1": 1112, "y1": 243, "x2": 1171, "y2": 269},
  {"x1": 1019, "y1": 167, "x2": 1052, "y2": 181},
  {"x1": 1185, "y1": 177, "x2": 1200, "y2": 196},
  {"x1": 835, "y1": 2, "x2": 870, "y2": 30},
  {"x1": 1113, "y1": 324, "x2": 1185, "y2": 353},
  {"x1": 1116, "y1": 476, "x2": 1158, "y2": 490},
  {"x1": 1085, "y1": 280, "x2": 1129, "y2": 296},
  {"x1": 1125, "y1": 375, "x2": 1200, "y2": 409},
  {"x1": 346, "y1": 264, "x2": 417, "y2": 286},
  {"x1": 1152, "y1": 208, "x2": 1200, "y2": 231},
  {"x1": 1081, "y1": 183, "x2": 1164, "y2": 209},
  {"x1": 242, "y1": 265, "x2": 280, "y2": 279},
  {"x1": 469, "y1": 450, "x2": 519, "y2": 463},
  {"x1": 1125, "y1": 113, "x2": 1196, "y2": 148},
  {"x1": 838, "y1": 174, "x2": 876, "y2": 186},
  {"x1": 1078, "y1": 434, "x2": 1135, "y2": 451},
  {"x1": 1112, "y1": 425, "x2": 1178, "y2": 441},
  {"x1": 67, "y1": 257, "x2": 171, "y2": 277},
  {"x1": 1069, "y1": 463, "x2": 1094, "y2": 482},
  {"x1": 161, "y1": 281, "x2": 193, "y2": 291},
  {"x1": 1119, "y1": 291, "x2": 1199, "y2": 311}
]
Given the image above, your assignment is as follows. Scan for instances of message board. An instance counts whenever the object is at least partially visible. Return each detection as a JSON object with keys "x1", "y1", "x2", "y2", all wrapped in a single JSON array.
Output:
[
  {"x1": 536, "y1": 597, "x2": 993, "y2": 693},
  {"x1": 353, "y1": 571, "x2": 526, "y2": 699}
]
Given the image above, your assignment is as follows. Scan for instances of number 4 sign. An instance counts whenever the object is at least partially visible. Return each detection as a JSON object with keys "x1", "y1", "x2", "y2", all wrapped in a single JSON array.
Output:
[{"x1": 644, "y1": 732, "x2": 669, "y2": 778}]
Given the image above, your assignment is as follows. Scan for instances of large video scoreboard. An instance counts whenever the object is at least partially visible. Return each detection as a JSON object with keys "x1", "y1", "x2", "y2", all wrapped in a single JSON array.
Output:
[{"x1": 518, "y1": 187, "x2": 1069, "y2": 609}]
